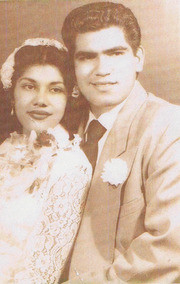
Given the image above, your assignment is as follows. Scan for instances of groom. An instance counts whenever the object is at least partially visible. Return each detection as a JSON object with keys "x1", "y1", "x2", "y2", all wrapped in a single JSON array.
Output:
[{"x1": 61, "y1": 2, "x2": 180, "y2": 283}]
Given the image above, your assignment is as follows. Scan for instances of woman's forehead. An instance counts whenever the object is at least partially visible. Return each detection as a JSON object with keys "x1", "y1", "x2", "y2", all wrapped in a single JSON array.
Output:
[{"x1": 18, "y1": 64, "x2": 64, "y2": 84}]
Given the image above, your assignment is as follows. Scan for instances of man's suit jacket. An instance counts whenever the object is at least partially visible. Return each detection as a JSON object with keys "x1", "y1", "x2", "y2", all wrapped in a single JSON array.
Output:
[{"x1": 63, "y1": 81, "x2": 180, "y2": 283}]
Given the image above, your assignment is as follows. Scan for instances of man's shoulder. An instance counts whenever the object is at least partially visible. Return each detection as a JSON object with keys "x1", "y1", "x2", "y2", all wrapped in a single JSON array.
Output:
[
  {"x1": 128, "y1": 81, "x2": 180, "y2": 125},
  {"x1": 128, "y1": 85, "x2": 180, "y2": 142},
  {"x1": 142, "y1": 91, "x2": 180, "y2": 127},
  {"x1": 133, "y1": 92, "x2": 180, "y2": 150},
  {"x1": 147, "y1": 92, "x2": 179, "y2": 111}
]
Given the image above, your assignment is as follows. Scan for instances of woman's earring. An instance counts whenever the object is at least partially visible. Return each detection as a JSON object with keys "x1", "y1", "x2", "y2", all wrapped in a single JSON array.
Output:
[
  {"x1": 11, "y1": 107, "x2": 14, "y2": 116},
  {"x1": 72, "y1": 85, "x2": 80, "y2": 98}
]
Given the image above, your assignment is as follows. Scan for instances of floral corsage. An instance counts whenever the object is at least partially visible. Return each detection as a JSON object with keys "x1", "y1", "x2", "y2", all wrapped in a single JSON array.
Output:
[
  {"x1": 101, "y1": 158, "x2": 128, "y2": 187},
  {"x1": 0, "y1": 127, "x2": 81, "y2": 197}
]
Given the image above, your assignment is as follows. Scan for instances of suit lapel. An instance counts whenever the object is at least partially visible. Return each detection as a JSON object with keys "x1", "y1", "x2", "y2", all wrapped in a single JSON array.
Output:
[
  {"x1": 95, "y1": 81, "x2": 147, "y2": 175},
  {"x1": 86, "y1": 82, "x2": 148, "y2": 263}
]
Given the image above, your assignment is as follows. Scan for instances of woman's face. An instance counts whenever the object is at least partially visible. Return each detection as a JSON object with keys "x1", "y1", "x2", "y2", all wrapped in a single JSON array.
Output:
[{"x1": 14, "y1": 64, "x2": 67, "y2": 135}]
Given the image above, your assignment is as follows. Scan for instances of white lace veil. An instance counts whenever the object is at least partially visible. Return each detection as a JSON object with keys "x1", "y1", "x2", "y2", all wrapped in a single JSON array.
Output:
[{"x1": 0, "y1": 38, "x2": 67, "y2": 89}]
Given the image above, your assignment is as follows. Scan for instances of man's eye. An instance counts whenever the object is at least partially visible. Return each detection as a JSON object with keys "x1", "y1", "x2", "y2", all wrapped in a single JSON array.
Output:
[
  {"x1": 110, "y1": 51, "x2": 124, "y2": 56},
  {"x1": 77, "y1": 54, "x2": 95, "y2": 61}
]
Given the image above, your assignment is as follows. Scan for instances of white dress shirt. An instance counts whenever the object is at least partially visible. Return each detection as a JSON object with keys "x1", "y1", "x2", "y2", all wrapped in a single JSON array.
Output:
[{"x1": 84, "y1": 99, "x2": 127, "y2": 164}]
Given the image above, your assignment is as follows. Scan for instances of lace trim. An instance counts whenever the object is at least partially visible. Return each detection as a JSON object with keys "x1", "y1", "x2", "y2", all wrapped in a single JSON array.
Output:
[
  {"x1": 0, "y1": 132, "x2": 92, "y2": 283},
  {"x1": 18, "y1": 165, "x2": 90, "y2": 283}
]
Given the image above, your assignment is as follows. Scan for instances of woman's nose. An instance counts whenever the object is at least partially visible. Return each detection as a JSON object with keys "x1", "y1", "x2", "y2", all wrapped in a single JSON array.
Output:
[{"x1": 33, "y1": 88, "x2": 48, "y2": 107}]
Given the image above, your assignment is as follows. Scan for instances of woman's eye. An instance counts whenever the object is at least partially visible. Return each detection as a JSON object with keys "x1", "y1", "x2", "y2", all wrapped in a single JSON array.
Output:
[
  {"x1": 22, "y1": 84, "x2": 35, "y2": 90},
  {"x1": 50, "y1": 87, "x2": 65, "y2": 94}
]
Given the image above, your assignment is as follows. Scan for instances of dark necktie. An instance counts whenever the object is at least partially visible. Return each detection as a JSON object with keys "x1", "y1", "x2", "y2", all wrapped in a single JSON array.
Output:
[{"x1": 82, "y1": 120, "x2": 106, "y2": 170}]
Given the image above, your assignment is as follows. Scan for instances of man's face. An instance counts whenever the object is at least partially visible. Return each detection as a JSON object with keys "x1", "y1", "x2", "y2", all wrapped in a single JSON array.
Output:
[{"x1": 74, "y1": 26, "x2": 144, "y2": 116}]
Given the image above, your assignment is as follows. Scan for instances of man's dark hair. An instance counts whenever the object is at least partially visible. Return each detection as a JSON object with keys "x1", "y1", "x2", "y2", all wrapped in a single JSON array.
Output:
[{"x1": 62, "y1": 1, "x2": 141, "y2": 57}]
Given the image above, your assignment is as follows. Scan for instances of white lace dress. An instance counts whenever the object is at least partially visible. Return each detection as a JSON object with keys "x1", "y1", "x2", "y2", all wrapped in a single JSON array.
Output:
[{"x1": 0, "y1": 125, "x2": 92, "y2": 283}]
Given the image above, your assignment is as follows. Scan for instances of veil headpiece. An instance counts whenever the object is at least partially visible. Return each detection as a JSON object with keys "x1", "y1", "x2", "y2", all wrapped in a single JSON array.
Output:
[{"x1": 0, "y1": 38, "x2": 67, "y2": 89}]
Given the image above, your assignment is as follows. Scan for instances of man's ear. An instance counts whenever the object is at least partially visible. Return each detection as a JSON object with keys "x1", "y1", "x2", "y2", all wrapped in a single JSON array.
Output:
[{"x1": 135, "y1": 45, "x2": 145, "y2": 73}]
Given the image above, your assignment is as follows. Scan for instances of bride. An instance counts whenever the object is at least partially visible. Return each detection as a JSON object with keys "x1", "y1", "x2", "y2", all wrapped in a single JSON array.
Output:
[{"x1": 0, "y1": 38, "x2": 92, "y2": 283}]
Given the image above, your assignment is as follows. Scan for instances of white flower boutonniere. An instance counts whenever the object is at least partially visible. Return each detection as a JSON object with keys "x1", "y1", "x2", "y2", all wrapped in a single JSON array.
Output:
[{"x1": 101, "y1": 158, "x2": 128, "y2": 187}]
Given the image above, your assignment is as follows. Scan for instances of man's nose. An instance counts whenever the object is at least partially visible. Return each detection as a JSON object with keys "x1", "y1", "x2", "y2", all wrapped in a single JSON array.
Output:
[
  {"x1": 33, "y1": 88, "x2": 48, "y2": 107},
  {"x1": 95, "y1": 55, "x2": 111, "y2": 77}
]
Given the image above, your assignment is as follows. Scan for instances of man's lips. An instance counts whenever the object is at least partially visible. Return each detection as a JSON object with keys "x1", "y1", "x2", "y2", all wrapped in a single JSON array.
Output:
[
  {"x1": 27, "y1": 110, "x2": 51, "y2": 120},
  {"x1": 91, "y1": 81, "x2": 117, "y2": 86},
  {"x1": 90, "y1": 81, "x2": 117, "y2": 92}
]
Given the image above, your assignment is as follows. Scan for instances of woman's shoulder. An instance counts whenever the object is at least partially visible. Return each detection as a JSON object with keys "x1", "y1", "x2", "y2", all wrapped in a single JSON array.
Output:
[
  {"x1": 49, "y1": 125, "x2": 90, "y2": 167},
  {"x1": 44, "y1": 126, "x2": 92, "y2": 182},
  {"x1": 0, "y1": 126, "x2": 92, "y2": 180},
  {"x1": 54, "y1": 134, "x2": 92, "y2": 176}
]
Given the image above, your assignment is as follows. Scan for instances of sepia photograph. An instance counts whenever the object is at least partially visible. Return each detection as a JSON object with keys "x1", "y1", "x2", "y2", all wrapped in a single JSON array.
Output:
[{"x1": 0, "y1": 0, "x2": 180, "y2": 283}]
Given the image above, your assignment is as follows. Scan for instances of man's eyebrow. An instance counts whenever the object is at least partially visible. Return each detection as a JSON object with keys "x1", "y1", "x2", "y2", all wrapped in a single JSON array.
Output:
[
  {"x1": 104, "y1": 46, "x2": 128, "y2": 54},
  {"x1": 75, "y1": 46, "x2": 128, "y2": 58},
  {"x1": 74, "y1": 51, "x2": 97, "y2": 58}
]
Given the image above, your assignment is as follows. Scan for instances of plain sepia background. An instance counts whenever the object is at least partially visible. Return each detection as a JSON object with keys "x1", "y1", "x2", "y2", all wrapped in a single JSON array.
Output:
[{"x1": 0, "y1": 0, "x2": 179, "y2": 105}]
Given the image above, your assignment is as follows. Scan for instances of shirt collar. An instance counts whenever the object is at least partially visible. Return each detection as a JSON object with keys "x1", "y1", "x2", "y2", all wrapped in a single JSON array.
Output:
[{"x1": 85, "y1": 97, "x2": 127, "y2": 133}]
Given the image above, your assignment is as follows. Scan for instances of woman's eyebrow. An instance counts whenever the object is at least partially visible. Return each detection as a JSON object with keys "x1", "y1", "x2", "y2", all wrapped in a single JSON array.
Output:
[
  {"x1": 18, "y1": 77, "x2": 36, "y2": 83},
  {"x1": 49, "y1": 81, "x2": 64, "y2": 85},
  {"x1": 19, "y1": 79, "x2": 64, "y2": 85}
]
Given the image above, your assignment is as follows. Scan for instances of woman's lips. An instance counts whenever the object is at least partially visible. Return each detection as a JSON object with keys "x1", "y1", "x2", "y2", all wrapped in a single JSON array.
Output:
[{"x1": 28, "y1": 110, "x2": 51, "y2": 120}]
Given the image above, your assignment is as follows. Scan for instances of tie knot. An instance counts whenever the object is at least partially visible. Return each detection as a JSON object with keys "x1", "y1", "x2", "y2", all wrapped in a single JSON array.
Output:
[{"x1": 86, "y1": 120, "x2": 106, "y2": 142}]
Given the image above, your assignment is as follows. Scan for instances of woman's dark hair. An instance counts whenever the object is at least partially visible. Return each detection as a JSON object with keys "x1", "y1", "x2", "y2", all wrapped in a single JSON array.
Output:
[
  {"x1": 11, "y1": 45, "x2": 72, "y2": 93},
  {"x1": 0, "y1": 44, "x2": 74, "y2": 142},
  {"x1": 0, "y1": 81, "x2": 11, "y2": 143}
]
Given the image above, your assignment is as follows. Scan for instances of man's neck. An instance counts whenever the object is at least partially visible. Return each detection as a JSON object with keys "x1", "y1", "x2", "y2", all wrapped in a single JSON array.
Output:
[{"x1": 90, "y1": 105, "x2": 118, "y2": 119}]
